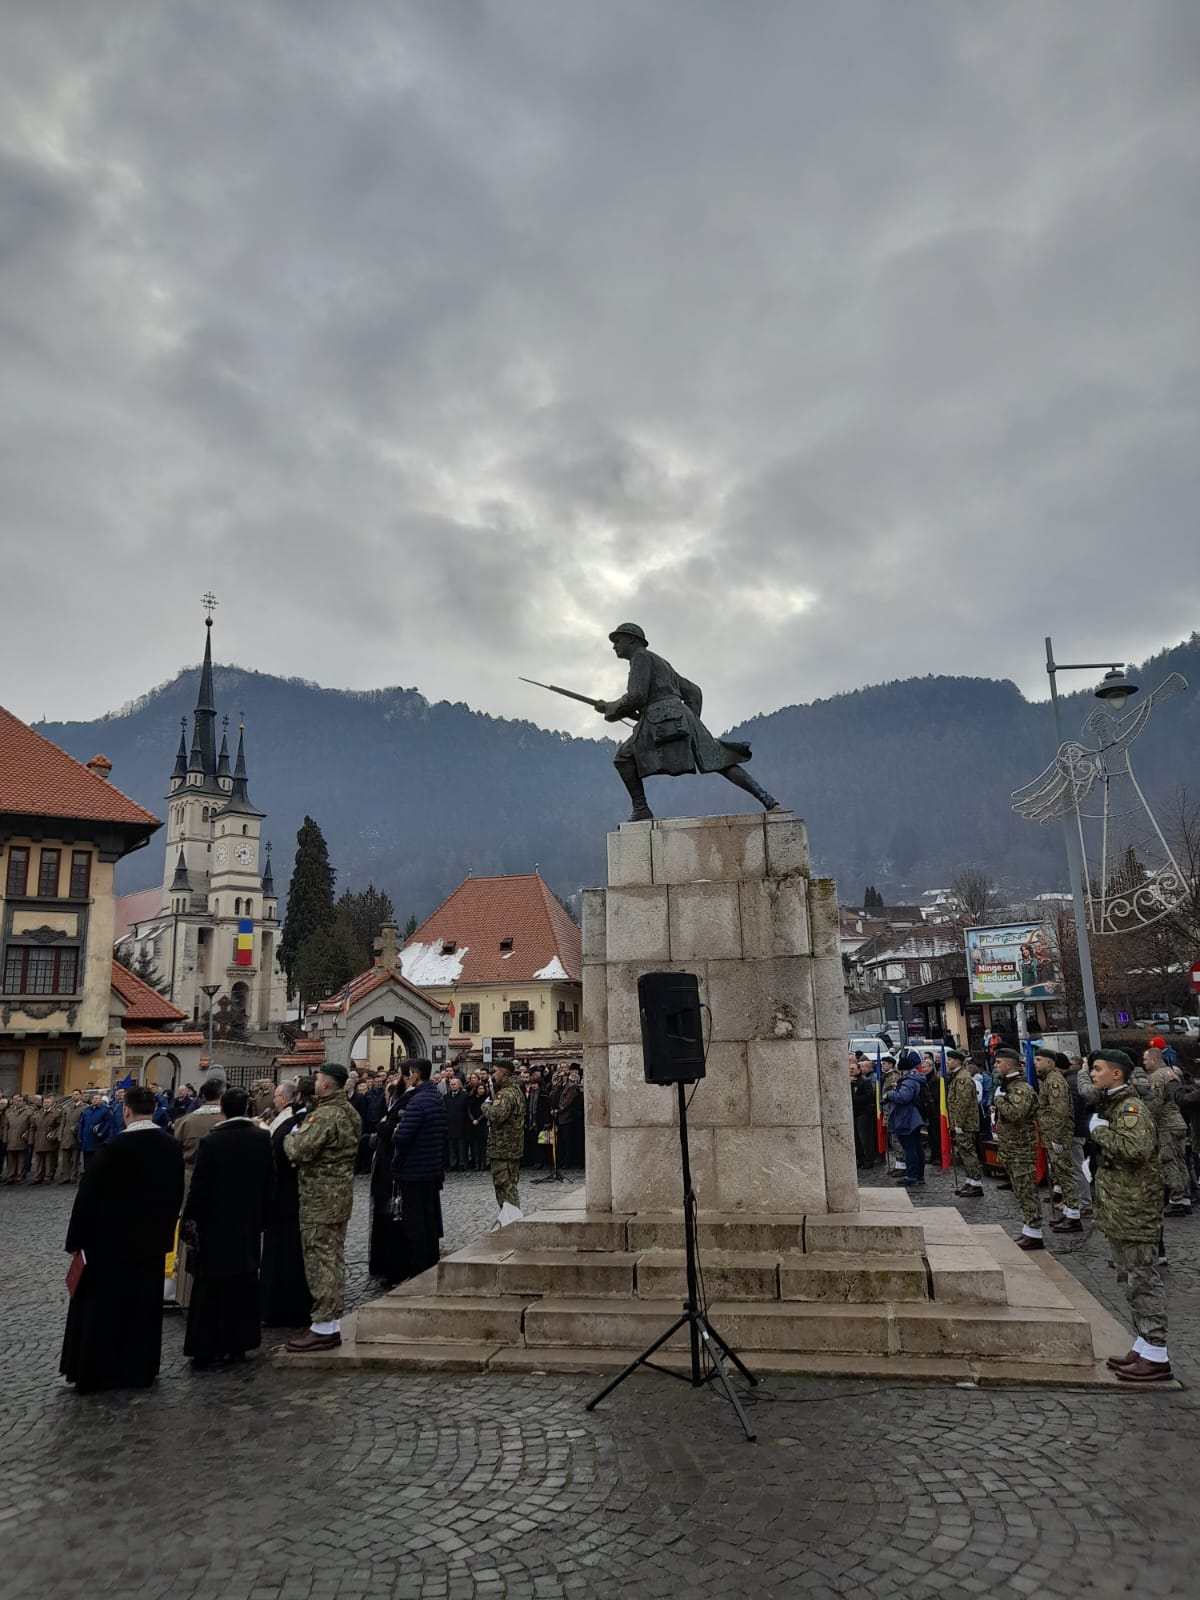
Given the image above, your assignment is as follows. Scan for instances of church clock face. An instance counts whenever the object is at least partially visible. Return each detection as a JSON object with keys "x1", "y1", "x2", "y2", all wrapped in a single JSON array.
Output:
[
  {"x1": 214, "y1": 844, "x2": 228, "y2": 867},
  {"x1": 235, "y1": 842, "x2": 254, "y2": 866}
]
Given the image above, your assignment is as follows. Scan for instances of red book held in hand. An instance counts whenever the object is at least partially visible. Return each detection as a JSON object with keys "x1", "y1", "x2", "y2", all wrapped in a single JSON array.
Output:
[{"x1": 65, "y1": 1251, "x2": 86, "y2": 1298}]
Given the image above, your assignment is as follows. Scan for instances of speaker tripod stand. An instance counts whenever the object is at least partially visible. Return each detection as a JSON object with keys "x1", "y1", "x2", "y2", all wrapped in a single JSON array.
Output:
[{"x1": 585, "y1": 1080, "x2": 758, "y2": 1441}]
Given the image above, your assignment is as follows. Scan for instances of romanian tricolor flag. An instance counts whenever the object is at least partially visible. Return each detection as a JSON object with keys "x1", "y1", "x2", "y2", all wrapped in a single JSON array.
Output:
[
  {"x1": 874, "y1": 1044, "x2": 887, "y2": 1155},
  {"x1": 938, "y1": 1043, "x2": 952, "y2": 1170},
  {"x1": 235, "y1": 917, "x2": 254, "y2": 967}
]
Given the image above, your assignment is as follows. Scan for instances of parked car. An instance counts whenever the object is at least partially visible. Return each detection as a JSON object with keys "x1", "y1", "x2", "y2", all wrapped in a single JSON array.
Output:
[{"x1": 1171, "y1": 1017, "x2": 1200, "y2": 1037}]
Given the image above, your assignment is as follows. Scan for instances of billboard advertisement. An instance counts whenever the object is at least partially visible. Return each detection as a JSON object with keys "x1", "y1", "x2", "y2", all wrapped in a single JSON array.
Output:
[{"x1": 965, "y1": 923, "x2": 1060, "y2": 1004}]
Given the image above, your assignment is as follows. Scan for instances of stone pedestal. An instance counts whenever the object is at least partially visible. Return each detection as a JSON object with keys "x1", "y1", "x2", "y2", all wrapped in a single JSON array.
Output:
[{"x1": 581, "y1": 812, "x2": 856, "y2": 1216}]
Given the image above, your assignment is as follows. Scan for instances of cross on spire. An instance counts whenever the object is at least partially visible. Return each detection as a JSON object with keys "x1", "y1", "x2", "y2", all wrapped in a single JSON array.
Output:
[{"x1": 202, "y1": 591, "x2": 218, "y2": 623}]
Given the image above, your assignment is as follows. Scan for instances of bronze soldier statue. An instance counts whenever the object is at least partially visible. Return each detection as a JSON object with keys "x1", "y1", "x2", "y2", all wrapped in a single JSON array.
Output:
[{"x1": 595, "y1": 623, "x2": 780, "y2": 822}]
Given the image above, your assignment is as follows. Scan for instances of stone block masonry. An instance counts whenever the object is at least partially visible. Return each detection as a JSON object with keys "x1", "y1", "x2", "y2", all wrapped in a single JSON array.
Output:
[{"x1": 582, "y1": 812, "x2": 856, "y2": 1215}]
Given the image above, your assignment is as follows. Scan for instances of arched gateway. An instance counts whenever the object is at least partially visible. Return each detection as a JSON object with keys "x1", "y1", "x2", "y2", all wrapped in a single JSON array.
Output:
[{"x1": 313, "y1": 928, "x2": 452, "y2": 1070}]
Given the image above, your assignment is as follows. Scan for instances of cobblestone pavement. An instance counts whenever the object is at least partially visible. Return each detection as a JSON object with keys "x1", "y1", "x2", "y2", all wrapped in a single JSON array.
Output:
[{"x1": 2, "y1": 1162, "x2": 1198, "y2": 1600}]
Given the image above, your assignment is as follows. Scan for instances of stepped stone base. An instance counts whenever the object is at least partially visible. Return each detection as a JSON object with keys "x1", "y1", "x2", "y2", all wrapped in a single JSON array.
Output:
[{"x1": 285, "y1": 1184, "x2": 1155, "y2": 1388}]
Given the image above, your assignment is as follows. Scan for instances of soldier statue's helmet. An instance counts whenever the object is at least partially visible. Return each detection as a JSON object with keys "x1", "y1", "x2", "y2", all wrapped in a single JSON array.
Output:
[
  {"x1": 608, "y1": 623, "x2": 648, "y2": 645},
  {"x1": 319, "y1": 1061, "x2": 349, "y2": 1086}
]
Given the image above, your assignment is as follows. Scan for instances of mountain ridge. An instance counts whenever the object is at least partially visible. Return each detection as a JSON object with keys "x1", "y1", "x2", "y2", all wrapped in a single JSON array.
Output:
[{"x1": 32, "y1": 633, "x2": 1200, "y2": 922}]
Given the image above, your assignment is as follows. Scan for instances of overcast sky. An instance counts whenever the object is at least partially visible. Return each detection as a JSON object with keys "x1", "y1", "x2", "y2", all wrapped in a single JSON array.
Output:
[{"x1": 3, "y1": 1, "x2": 1198, "y2": 737}]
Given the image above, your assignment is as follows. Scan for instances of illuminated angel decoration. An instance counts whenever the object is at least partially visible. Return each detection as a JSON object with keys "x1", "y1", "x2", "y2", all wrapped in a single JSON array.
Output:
[{"x1": 1013, "y1": 673, "x2": 1188, "y2": 935}]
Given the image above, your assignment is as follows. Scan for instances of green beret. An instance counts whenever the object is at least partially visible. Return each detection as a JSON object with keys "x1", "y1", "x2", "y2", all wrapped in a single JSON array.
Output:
[
  {"x1": 1032, "y1": 1045, "x2": 1057, "y2": 1062},
  {"x1": 995, "y1": 1047, "x2": 1022, "y2": 1063},
  {"x1": 319, "y1": 1061, "x2": 349, "y2": 1086},
  {"x1": 947, "y1": 1049, "x2": 966, "y2": 1062},
  {"x1": 1093, "y1": 1048, "x2": 1134, "y2": 1075}
]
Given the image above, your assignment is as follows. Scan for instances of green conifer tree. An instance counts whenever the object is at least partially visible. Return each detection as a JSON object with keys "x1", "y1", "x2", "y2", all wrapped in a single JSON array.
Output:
[{"x1": 280, "y1": 816, "x2": 336, "y2": 1005}]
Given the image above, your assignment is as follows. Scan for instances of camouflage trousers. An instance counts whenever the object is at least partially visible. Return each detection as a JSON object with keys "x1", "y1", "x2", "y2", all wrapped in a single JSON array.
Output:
[
  {"x1": 1159, "y1": 1129, "x2": 1190, "y2": 1204},
  {"x1": 1043, "y1": 1136, "x2": 1079, "y2": 1212},
  {"x1": 952, "y1": 1131, "x2": 982, "y2": 1182},
  {"x1": 1110, "y1": 1237, "x2": 1168, "y2": 1345},
  {"x1": 1001, "y1": 1146, "x2": 1042, "y2": 1231},
  {"x1": 301, "y1": 1221, "x2": 349, "y2": 1323},
  {"x1": 491, "y1": 1157, "x2": 521, "y2": 1211}
]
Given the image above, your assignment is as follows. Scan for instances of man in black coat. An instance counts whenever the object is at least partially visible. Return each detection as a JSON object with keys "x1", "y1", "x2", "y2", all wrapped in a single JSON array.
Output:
[
  {"x1": 390, "y1": 1059, "x2": 447, "y2": 1279},
  {"x1": 444, "y1": 1075, "x2": 470, "y2": 1171},
  {"x1": 60, "y1": 1085, "x2": 184, "y2": 1394},
  {"x1": 182, "y1": 1088, "x2": 274, "y2": 1367}
]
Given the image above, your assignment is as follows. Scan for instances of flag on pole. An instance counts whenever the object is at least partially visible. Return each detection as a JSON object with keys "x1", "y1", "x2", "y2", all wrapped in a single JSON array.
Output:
[
  {"x1": 938, "y1": 1043, "x2": 953, "y2": 1170},
  {"x1": 341, "y1": 982, "x2": 352, "y2": 1017},
  {"x1": 874, "y1": 1043, "x2": 888, "y2": 1155}
]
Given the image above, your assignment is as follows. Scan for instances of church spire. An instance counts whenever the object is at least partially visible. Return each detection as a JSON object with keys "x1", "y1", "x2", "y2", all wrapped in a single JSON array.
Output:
[
  {"x1": 170, "y1": 847, "x2": 192, "y2": 893},
  {"x1": 218, "y1": 718, "x2": 266, "y2": 817},
  {"x1": 216, "y1": 715, "x2": 232, "y2": 781},
  {"x1": 171, "y1": 718, "x2": 188, "y2": 782},
  {"x1": 191, "y1": 594, "x2": 220, "y2": 787},
  {"x1": 261, "y1": 841, "x2": 275, "y2": 898}
]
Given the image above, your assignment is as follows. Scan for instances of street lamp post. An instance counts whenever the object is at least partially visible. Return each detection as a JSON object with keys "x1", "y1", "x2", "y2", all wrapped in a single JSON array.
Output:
[
  {"x1": 201, "y1": 983, "x2": 221, "y2": 1068},
  {"x1": 1043, "y1": 637, "x2": 1139, "y2": 1053}
]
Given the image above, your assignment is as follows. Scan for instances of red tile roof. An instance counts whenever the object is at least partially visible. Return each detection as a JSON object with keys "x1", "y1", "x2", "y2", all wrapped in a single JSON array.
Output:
[
  {"x1": 124, "y1": 1029, "x2": 205, "y2": 1047},
  {"x1": 314, "y1": 966, "x2": 450, "y2": 1015},
  {"x1": 114, "y1": 888, "x2": 166, "y2": 942},
  {"x1": 401, "y1": 874, "x2": 582, "y2": 986},
  {"x1": 111, "y1": 960, "x2": 188, "y2": 1024},
  {"x1": 0, "y1": 706, "x2": 159, "y2": 831}
]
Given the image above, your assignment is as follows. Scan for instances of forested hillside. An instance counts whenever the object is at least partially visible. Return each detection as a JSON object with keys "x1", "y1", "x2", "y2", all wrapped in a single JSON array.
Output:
[{"x1": 37, "y1": 635, "x2": 1200, "y2": 921}]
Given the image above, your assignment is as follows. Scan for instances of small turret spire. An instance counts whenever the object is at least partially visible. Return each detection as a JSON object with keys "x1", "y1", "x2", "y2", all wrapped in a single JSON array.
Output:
[
  {"x1": 216, "y1": 716, "x2": 266, "y2": 818},
  {"x1": 170, "y1": 847, "x2": 192, "y2": 893},
  {"x1": 171, "y1": 718, "x2": 188, "y2": 781},
  {"x1": 216, "y1": 715, "x2": 231, "y2": 780},
  {"x1": 261, "y1": 841, "x2": 275, "y2": 898}
]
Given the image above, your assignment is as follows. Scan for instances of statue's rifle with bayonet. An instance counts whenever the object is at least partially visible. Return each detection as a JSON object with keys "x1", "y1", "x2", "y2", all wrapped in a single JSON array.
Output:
[{"x1": 518, "y1": 677, "x2": 636, "y2": 727}]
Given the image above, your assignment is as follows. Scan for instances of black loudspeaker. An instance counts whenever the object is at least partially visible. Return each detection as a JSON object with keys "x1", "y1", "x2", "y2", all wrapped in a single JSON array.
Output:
[{"x1": 638, "y1": 971, "x2": 705, "y2": 1085}]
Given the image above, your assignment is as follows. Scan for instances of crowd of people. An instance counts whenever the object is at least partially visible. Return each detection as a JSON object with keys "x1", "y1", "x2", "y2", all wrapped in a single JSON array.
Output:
[
  {"x1": 47, "y1": 1050, "x2": 586, "y2": 1393},
  {"x1": 849, "y1": 1036, "x2": 1197, "y2": 1383}
]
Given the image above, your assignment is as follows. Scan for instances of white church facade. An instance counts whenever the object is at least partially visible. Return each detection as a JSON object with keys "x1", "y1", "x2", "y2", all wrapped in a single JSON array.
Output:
[{"x1": 116, "y1": 608, "x2": 288, "y2": 1035}]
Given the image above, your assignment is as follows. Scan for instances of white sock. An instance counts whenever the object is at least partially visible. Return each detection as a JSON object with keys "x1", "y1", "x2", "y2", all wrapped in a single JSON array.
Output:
[
  {"x1": 1022, "y1": 1224, "x2": 1043, "y2": 1239},
  {"x1": 311, "y1": 1320, "x2": 339, "y2": 1336},
  {"x1": 1133, "y1": 1336, "x2": 1148, "y2": 1356},
  {"x1": 1062, "y1": 1208, "x2": 1080, "y2": 1220},
  {"x1": 1141, "y1": 1342, "x2": 1169, "y2": 1364},
  {"x1": 968, "y1": 1179, "x2": 983, "y2": 1189}
]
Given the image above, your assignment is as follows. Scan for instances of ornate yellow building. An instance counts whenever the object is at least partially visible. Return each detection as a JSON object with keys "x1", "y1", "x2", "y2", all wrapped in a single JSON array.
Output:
[{"x1": 0, "y1": 708, "x2": 160, "y2": 1096}]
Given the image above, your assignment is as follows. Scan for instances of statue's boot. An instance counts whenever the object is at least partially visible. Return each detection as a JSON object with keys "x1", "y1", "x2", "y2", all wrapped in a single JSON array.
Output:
[
  {"x1": 618, "y1": 764, "x2": 654, "y2": 822},
  {"x1": 724, "y1": 764, "x2": 780, "y2": 812}
]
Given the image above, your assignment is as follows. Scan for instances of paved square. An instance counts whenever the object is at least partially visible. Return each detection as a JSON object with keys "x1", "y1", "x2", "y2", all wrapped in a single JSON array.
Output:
[{"x1": 2, "y1": 1167, "x2": 1196, "y2": 1598}]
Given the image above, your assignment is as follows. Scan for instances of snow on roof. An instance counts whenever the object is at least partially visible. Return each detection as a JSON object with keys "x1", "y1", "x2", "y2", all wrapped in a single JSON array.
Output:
[
  {"x1": 398, "y1": 940, "x2": 469, "y2": 987},
  {"x1": 532, "y1": 956, "x2": 571, "y2": 982}
]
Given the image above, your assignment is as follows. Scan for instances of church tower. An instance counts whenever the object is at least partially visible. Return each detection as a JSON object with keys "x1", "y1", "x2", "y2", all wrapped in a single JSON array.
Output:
[{"x1": 155, "y1": 598, "x2": 287, "y2": 1033}]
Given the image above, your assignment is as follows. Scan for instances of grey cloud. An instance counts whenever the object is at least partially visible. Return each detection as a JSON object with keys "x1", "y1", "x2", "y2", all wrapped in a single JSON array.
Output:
[{"x1": 1, "y1": 1, "x2": 1198, "y2": 739}]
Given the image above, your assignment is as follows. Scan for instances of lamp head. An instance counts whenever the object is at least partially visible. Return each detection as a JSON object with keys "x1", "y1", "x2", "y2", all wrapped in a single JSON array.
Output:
[{"x1": 1094, "y1": 666, "x2": 1138, "y2": 712}]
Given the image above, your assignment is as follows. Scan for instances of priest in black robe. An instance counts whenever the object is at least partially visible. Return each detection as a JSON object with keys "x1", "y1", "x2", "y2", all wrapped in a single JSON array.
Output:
[
  {"x1": 261, "y1": 1078, "x2": 314, "y2": 1327},
  {"x1": 60, "y1": 1085, "x2": 184, "y2": 1394},
  {"x1": 181, "y1": 1087, "x2": 274, "y2": 1367}
]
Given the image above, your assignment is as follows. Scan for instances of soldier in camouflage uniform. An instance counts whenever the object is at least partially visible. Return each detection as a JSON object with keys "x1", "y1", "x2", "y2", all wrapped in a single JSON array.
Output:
[
  {"x1": 946, "y1": 1050, "x2": 983, "y2": 1197},
  {"x1": 992, "y1": 1047, "x2": 1044, "y2": 1250},
  {"x1": 879, "y1": 1054, "x2": 906, "y2": 1173},
  {"x1": 283, "y1": 1062, "x2": 362, "y2": 1352},
  {"x1": 1086, "y1": 1049, "x2": 1172, "y2": 1382},
  {"x1": 1142, "y1": 1046, "x2": 1191, "y2": 1216},
  {"x1": 1034, "y1": 1048, "x2": 1082, "y2": 1233},
  {"x1": 483, "y1": 1060, "x2": 526, "y2": 1223}
]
